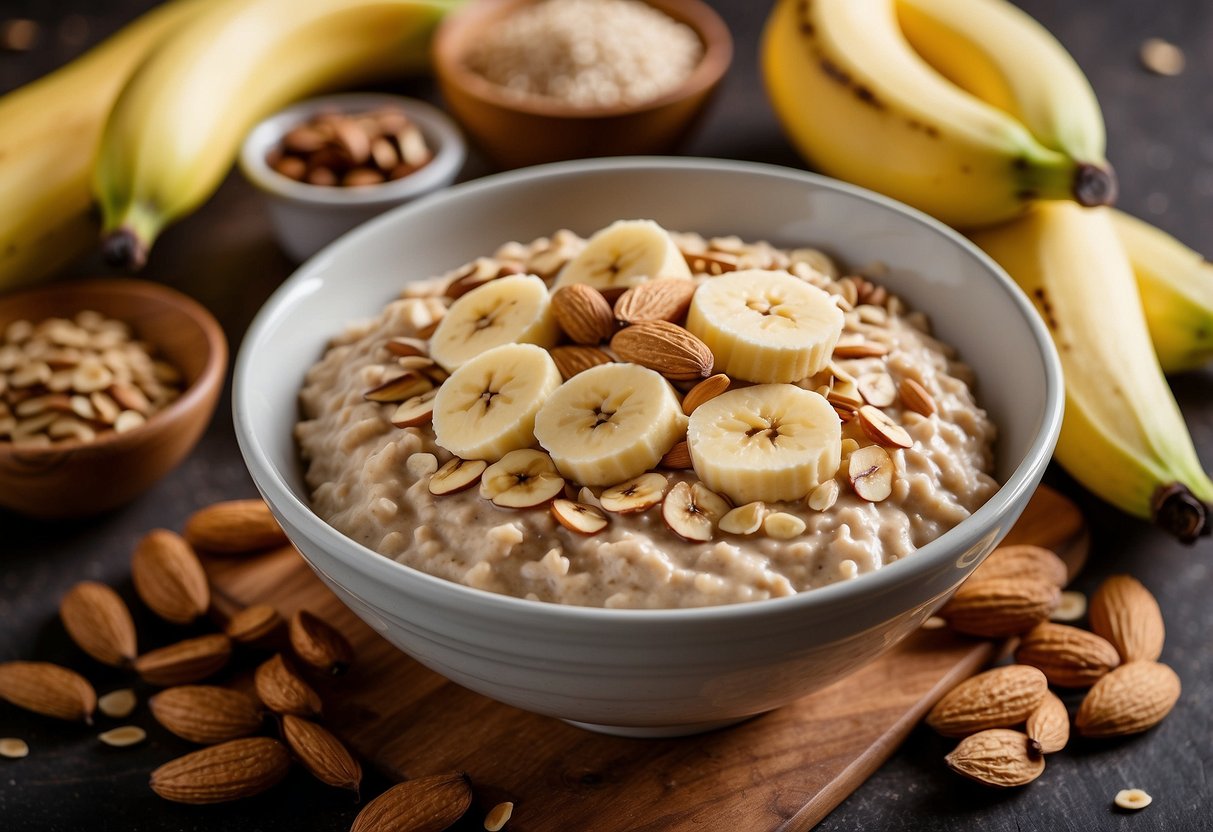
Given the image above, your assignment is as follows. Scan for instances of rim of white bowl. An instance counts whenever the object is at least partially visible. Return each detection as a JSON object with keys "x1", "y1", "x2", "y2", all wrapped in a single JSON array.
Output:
[
  {"x1": 234, "y1": 157, "x2": 1064, "y2": 625},
  {"x1": 238, "y1": 93, "x2": 466, "y2": 206}
]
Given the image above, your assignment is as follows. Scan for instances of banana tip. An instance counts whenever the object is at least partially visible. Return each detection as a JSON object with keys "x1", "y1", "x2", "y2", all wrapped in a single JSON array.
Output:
[
  {"x1": 102, "y1": 228, "x2": 148, "y2": 272},
  {"x1": 1073, "y1": 163, "x2": 1118, "y2": 208},
  {"x1": 1152, "y1": 483, "x2": 1210, "y2": 544}
]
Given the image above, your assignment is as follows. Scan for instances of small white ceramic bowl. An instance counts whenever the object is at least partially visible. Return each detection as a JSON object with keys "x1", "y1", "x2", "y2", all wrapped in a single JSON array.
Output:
[
  {"x1": 235, "y1": 159, "x2": 1063, "y2": 737},
  {"x1": 239, "y1": 93, "x2": 466, "y2": 262}
]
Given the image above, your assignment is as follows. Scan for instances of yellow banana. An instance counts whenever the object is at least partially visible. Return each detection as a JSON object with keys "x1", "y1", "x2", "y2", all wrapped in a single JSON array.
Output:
[
  {"x1": 1110, "y1": 210, "x2": 1213, "y2": 375},
  {"x1": 970, "y1": 203, "x2": 1212, "y2": 542},
  {"x1": 94, "y1": 0, "x2": 459, "y2": 270},
  {"x1": 0, "y1": 0, "x2": 204, "y2": 291},
  {"x1": 760, "y1": 0, "x2": 1115, "y2": 229}
]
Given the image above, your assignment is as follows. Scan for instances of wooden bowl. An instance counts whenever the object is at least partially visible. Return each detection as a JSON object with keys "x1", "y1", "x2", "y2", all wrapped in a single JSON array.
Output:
[
  {"x1": 0, "y1": 279, "x2": 227, "y2": 518},
  {"x1": 433, "y1": 0, "x2": 733, "y2": 169}
]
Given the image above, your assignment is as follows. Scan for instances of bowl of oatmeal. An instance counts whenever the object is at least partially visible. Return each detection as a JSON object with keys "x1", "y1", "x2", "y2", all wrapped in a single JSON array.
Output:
[{"x1": 234, "y1": 158, "x2": 1062, "y2": 735}]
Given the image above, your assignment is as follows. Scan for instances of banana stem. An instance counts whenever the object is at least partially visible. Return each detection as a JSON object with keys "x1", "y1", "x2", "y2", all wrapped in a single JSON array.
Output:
[
  {"x1": 100, "y1": 200, "x2": 160, "y2": 271},
  {"x1": 1152, "y1": 483, "x2": 1210, "y2": 544},
  {"x1": 1073, "y1": 163, "x2": 1118, "y2": 207}
]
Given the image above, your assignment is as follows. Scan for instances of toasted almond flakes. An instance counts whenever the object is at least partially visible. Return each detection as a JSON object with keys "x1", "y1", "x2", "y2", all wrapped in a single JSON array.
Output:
[{"x1": 97, "y1": 688, "x2": 137, "y2": 719}]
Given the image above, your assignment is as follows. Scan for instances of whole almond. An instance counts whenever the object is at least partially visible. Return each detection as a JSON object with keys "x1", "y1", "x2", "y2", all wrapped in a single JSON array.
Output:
[
  {"x1": 1025, "y1": 690, "x2": 1070, "y2": 754},
  {"x1": 224, "y1": 604, "x2": 285, "y2": 645},
  {"x1": 255, "y1": 654, "x2": 321, "y2": 717},
  {"x1": 289, "y1": 610, "x2": 354, "y2": 676},
  {"x1": 150, "y1": 737, "x2": 291, "y2": 804},
  {"x1": 150, "y1": 686, "x2": 263, "y2": 744},
  {"x1": 550, "y1": 345, "x2": 613, "y2": 380},
  {"x1": 1014, "y1": 623, "x2": 1121, "y2": 688},
  {"x1": 351, "y1": 773, "x2": 473, "y2": 832},
  {"x1": 134, "y1": 634, "x2": 232, "y2": 687},
  {"x1": 681, "y1": 373, "x2": 730, "y2": 416},
  {"x1": 1088, "y1": 575, "x2": 1165, "y2": 662},
  {"x1": 282, "y1": 715, "x2": 361, "y2": 793},
  {"x1": 660, "y1": 440, "x2": 693, "y2": 470},
  {"x1": 183, "y1": 499, "x2": 288, "y2": 555},
  {"x1": 551, "y1": 284, "x2": 616, "y2": 344},
  {"x1": 614, "y1": 278, "x2": 698, "y2": 324},
  {"x1": 59, "y1": 581, "x2": 137, "y2": 667},
  {"x1": 610, "y1": 320, "x2": 713, "y2": 381},
  {"x1": 945, "y1": 729, "x2": 1045, "y2": 788},
  {"x1": 1076, "y1": 661, "x2": 1180, "y2": 738},
  {"x1": 939, "y1": 577, "x2": 1060, "y2": 638},
  {"x1": 926, "y1": 665, "x2": 1048, "y2": 737},
  {"x1": 131, "y1": 529, "x2": 210, "y2": 625},
  {"x1": 971, "y1": 544, "x2": 1068, "y2": 588},
  {"x1": 0, "y1": 661, "x2": 96, "y2": 723}
]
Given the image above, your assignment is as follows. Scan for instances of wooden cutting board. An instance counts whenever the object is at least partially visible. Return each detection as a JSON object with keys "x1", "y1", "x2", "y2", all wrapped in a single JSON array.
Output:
[{"x1": 205, "y1": 485, "x2": 1086, "y2": 831}]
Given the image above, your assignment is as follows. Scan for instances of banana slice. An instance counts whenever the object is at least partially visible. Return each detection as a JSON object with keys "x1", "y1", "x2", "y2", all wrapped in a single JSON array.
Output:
[
  {"x1": 554, "y1": 220, "x2": 692, "y2": 292},
  {"x1": 687, "y1": 384, "x2": 842, "y2": 504},
  {"x1": 534, "y1": 363, "x2": 688, "y2": 486},
  {"x1": 686, "y1": 269, "x2": 844, "y2": 383},
  {"x1": 432, "y1": 343, "x2": 562, "y2": 461},
  {"x1": 429, "y1": 274, "x2": 559, "y2": 371}
]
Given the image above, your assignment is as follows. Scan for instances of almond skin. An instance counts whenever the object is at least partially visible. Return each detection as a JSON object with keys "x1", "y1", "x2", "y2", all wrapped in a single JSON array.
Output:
[
  {"x1": 680, "y1": 373, "x2": 730, "y2": 416},
  {"x1": 282, "y1": 715, "x2": 361, "y2": 793},
  {"x1": 224, "y1": 604, "x2": 285, "y2": 645},
  {"x1": 660, "y1": 440, "x2": 693, "y2": 470},
  {"x1": 254, "y1": 654, "x2": 321, "y2": 717},
  {"x1": 945, "y1": 729, "x2": 1045, "y2": 788},
  {"x1": 289, "y1": 610, "x2": 354, "y2": 676},
  {"x1": 614, "y1": 278, "x2": 698, "y2": 324},
  {"x1": 1026, "y1": 690, "x2": 1070, "y2": 754},
  {"x1": 134, "y1": 634, "x2": 232, "y2": 687},
  {"x1": 131, "y1": 529, "x2": 210, "y2": 625},
  {"x1": 1014, "y1": 623, "x2": 1120, "y2": 688},
  {"x1": 351, "y1": 773, "x2": 473, "y2": 832},
  {"x1": 926, "y1": 665, "x2": 1048, "y2": 737},
  {"x1": 1088, "y1": 575, "x2": 1165, "y2": 662},
  {"x1": 550, "y1": 284, "x2": 616, "y2": 345},
  {"x1": 183, "y1": 499, "x2": 288, "y2": 555},
  {"x1": 1076, "y1": 661, "x2": 1181, "y2": 738},
  {"x1": 150, "y1": 686, "x2": 263, "y2": 744},
  {"x1": 550, "y1": 345, "x2": 613, "y2": 380},
  {"x1": 610, "y1": 320, "x2": 714, "y2": 381},
  {"x1": 939, "y1": 577, "x2": 1060, "y2": 638},
  {"x1": 59, "y1": 581, "x2": 137, "y2": 668},
  {"x1": 0, "y1": 661, "x2": 96, "y2": 723},
  {"x1": 971, "y1": 544, "x2": 1068, "y2": 588},
  {"x1": 150, "y1": 737, "x2": 290, "y2": 804}
]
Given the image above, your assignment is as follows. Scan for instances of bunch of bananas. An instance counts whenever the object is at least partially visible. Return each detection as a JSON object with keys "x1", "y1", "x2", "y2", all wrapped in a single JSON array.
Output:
[
  {"x1": 763, "y1": 0, "x2": 1213, "y2": 540},
  {"x1": 0, "y1": 0, "x2": 460, "y2": 286}
]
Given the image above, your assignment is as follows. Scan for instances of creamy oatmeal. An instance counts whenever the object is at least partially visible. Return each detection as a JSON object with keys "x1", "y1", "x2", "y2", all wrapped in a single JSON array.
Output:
[{"x1": 296, "y1": 225, "x2": 998, "y2": 609}]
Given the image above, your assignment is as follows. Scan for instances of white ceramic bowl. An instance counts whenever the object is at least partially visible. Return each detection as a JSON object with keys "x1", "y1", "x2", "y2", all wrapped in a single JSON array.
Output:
[
  {"x1": 234, "y1": 158, "x2": 1063, "y2": 737},
  {"x1": 239, "y1": 93, "x2": 466, "y2": 261}
]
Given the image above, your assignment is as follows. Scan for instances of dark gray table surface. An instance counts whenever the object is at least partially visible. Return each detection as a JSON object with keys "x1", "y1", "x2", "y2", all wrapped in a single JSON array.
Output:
[{"x1": 1, "y1": 1, "x2": 1210, "y2": 830}]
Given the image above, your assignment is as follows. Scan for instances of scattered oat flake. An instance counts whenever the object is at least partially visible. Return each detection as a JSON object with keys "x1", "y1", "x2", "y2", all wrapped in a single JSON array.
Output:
[
  {"x1": 98, "y1": 725, "x2": 146, "y2": 747},
  {"x1": 1140, "y1": 38, "x2": 1184, "y2": 76},
  {"x1": 485, "y1": 801, "x2": 514, "y2": 831},
  {"x1": 1050, "y1": 590, "x2": 1087, "y2": 622},
  {"x1": 0, "y1": 738, "x2": 29, "y2": 759},
  {"x1": 1115, "y1": 788, "x2": 1153, "y2": 810}
]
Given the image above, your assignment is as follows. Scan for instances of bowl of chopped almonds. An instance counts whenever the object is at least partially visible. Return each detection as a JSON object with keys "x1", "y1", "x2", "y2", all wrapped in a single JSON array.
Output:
[{"x1": 0, "y1": 278, "x2": 226, "y2": 518}]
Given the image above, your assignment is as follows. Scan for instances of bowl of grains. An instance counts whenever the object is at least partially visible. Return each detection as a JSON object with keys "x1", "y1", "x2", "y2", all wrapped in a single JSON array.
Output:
[
  {"x1": 239, "y1": 93, "x2": 466, "y2": 261},
  {"x1": 433, "y1": 0, "x2": 733, "y2": 168},
  {"x1": 0, "y1": 278, "x2": 226, "y2": 518}
]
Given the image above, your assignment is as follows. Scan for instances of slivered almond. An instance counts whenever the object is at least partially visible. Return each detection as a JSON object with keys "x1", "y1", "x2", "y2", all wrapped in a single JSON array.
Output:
[
  {"x1": 550, "y1": 345, "x2": 613, "y2": 380},
  {"x1": 150, "y1": 686, "x2": 263, "y2": 745},
  {"x1": 551, "y1": 284, "x2": 615, "y2": 344},
  {"x1": 1076, "y1": 661, "x2": 1180, "y2": 738},
  {"x1": 224, "y1": 604, "x2": 285, "y2": 645},
  {"x1": 134, "y1": 634, "x2": 232, "y2": 687},
  {"x1": 681, "y1": 373, "x2": 730, "y2": 415},
  {"x1": 150, "y1": 738, "x2": 291, "y2": 804},
  {"x1": 899, "y1": 377, "x2": 937, "y2": 416},
  {"x1": 610, "y1": 321, "x2": 713, "y2": 381},
  {"x1": 255, "y1": 654, "x2": 321, "y2": 717},
  {"x1": 184, "y1": 500, "x2": 288, "y2": 555},
  {"x1": 926, "y1": 665, "x2": 1048, "y2": 737},
  {"x1": 59, "y1": 582, "x2": 137, "y2": 668},
  {"x1": 289, "y1": 610, "x2": 354, "y2": 676},
  {"x1": 939, "y1": 578, "x2": 1060, "y2": 638},
  {"x1": 131, "y1": 529, "x2": 210, "y2": 625},
  {"x1": 945, "y1": 729, "x2": 1044, "y2": 788},
  {"x1": 1014, "y1": 623, "x2": 1120, "y2": 688},
  {"x1": 1026, "y1": 691, "x2": 1070, "y2": 754},
  {"x1": 1088, "y1": 575, "x2": 1165, "y2": 662},
  {"x1": 282, "y1": 715, "x2": 362, "y2": 793},
  {"x1": 614, "y1": 278, "x2": 698, "y2": 324},
  {"x1": 0, "y1": 661, "x2": 96, "y2": 723},
  {"x1": 351, "y1": 773, "x2": 473, "y2": 832}
]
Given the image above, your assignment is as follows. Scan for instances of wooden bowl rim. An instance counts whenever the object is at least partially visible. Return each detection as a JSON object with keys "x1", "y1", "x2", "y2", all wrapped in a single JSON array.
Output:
[
  {"x1": 433, "y1": 0, "x2": 734, "y2": 120},
  {"x1": 0, "y1": 277, "x2": 228, "y2": 460}
]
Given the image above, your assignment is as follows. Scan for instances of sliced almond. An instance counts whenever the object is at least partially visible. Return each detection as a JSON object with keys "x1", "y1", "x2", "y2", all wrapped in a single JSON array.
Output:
[
  {"x1": 0, "y1": 661, "x2": 96, "y2": 723},
  {"x1": 98, "y1": 725, "x2": 146, "y2": 748},
  {"x1": 184, "y1": 499, "x2": 289, "y2": 555},
  {"x1": 479, "y1": 450, "x2": 565, "y2": 509},
  {"x1": 385, "y1": 336, "x2": 429, "y2": 358},
  {"x1": 945, "y1": 729, "x2": 1044, "y2": 788},
  {"x1": 681, "y1": 373, "x2": 730, "y2": 416},
  {"x1": 610, "y1": 321, "x2": 714, "y2": 381},
  {"x1": 390, "y1": 387, "x2": 438, "y2": 428},
  {"x1": 1026, "y1": 690, "x2": 1070, "y2": 754},
  {"x1": 1114, "y1": 788, "x2": 1153, "y2": 810},
  {"x1": 833, "y1": 341, "x2": 889, "y2": 359},
  {"x1": 114, "y1": 409, "x2": 145, "y2": 433},
  {"x1": 662, "y1": 481, "x2": 730, "y2": 542},
  {"x1": 1076, "y1": 661, "x2": 1180, "y2": 738},
  {"x1": 857, "y1": 373, "x2": 896, "y2": 408},
  {"x1": 763, "y1": 511, "x2": 806, "y2": 539},
  {"x1": 364, "y1": 371, "x2": 433, "y2": 403},
  {"x1": 282, "y1": 715, "x2": 361, "y2": 793},
  {"x1": 134, "y1": 634, "x2": 232, "y2": 687},
  {"x1": 224, "y1": 604, "x2": 285, "y2": 645},
  {"x1": 351, "y1": 773, "x2": 473, "y2": 832},
  {"x1": 131, "y1": 529, "x2": 210, "y2": 625},
  {"x1": 926, "y1": 665, "x2": 1048, "y2": 737},
  {"x1": 429, "y1": 458, "x2": 488, "y2": 496},
  {"x1": 614, "y1": 278, "x2": 698, "y2": 324},
  {"x1": 1088, "y1": 575, "x2": 1165, "y2": 663},
  {"x1": 97, "y1": 688, "x2": 137, "y2": 719},
  {"x1": 685, "y1": 251, "x2": 740, "y2": 275},
  {"x1": 898, "y1": 377, "x2": 937, "y2": 416},
  {"x1": 718, "y1": 501, "x2": 766, "y2": 535},
  {"x1": 59, "y1": 581, "x2": 137, "y2": 668},
  {"x1": 484, "y1": 801, "x2": 515, "y2": 831},
  {"x1": 150, "y1": 686, "x2": 263, "y2": 745},
  {"x1": 150, "y1": 738, "x2": 291, "y2": 804},
  {"x1": 807, "y1": 479, "x2": 839, "y2": 512},
  {"x1": 857, "y1": 405, "x2": 912, "y2": 449},
  {"x1": 600, "y1": 472, "x2": 668, "y2": 514},
  {"x1": 0, "y1": 738, "x2": 29, "y2": 759},
  {"x1": 254, "y1": 654, "x2": 321, "y2": 717},
  {"x1": 551, "y1": 284, "x2": 616, "y2": 345},
  {"x1": 660, "y1": 440, "x2": 693, "y2": 470},
  {"x1": 550, "y1": 345, "x2": 613, "y2": 380},
  {"x1": 289, "y1": 610, "x2": 354, "y2": 676},
  {"x1": 939, "y1": 578, "x2": 1061, "y2": 638},
  {"x1": 550, "y1": 499, "x2": 609, "y2": 535},
  {"x1": 848, "y1": 445, "x2": 893, "y2": 502},
  {"x1": 1051, "y1": 590, "x2": 1087, "y2": 622}
]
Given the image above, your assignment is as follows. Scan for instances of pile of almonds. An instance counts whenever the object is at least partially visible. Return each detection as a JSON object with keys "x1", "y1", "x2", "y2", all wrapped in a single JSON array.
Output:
[
  {"x1": 926, "y1": 544, "x2": 1178, "y2": 799},
  {"x1": 268, "y1": 106, "x2": 433, "y2": 188},
  {"x1": 0, "y1": 498, "x2": 505, "y2": 831}
]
